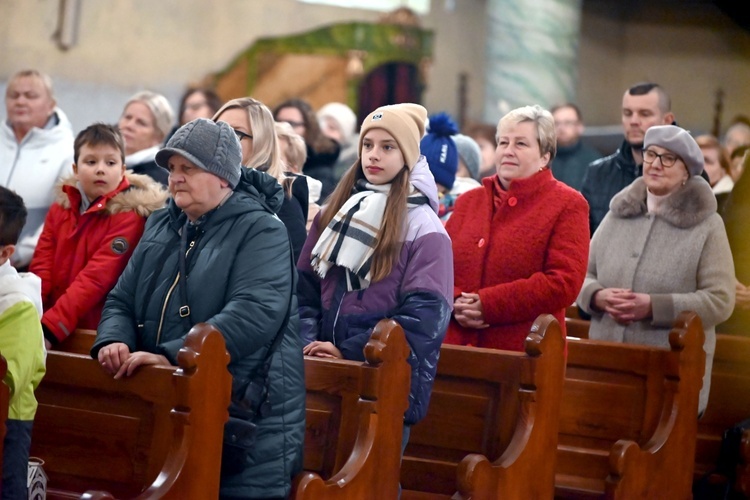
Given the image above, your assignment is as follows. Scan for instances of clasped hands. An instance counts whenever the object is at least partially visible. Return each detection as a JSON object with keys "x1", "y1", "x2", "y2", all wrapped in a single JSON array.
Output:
[
  {"x1": 97, "y1": 342, "x2": 170, "y2": 379},
  {"x1": 736, "y1": 281, "x2": 750, "y2": 311},
  {"x1": 593, "y1": 288, "x2": 652, "y2": 325},
  {"x1": 454, "y1": 292, "x2": 489, "y2": 329}
]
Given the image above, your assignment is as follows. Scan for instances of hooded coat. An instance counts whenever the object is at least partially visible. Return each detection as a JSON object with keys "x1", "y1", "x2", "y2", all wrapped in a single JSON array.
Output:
[
  {"x1": 91, "y1": 168, "x2": 305, "y2": 498},
  {"x1": 30, "y1": 172, "x2": 167, "y2": 343},
  {"x1": 578, "y1": 176, "x2": 735, "y2": 413},
  {"x1": 297, "y1": 158, "x2": 454, "y2": 425}
]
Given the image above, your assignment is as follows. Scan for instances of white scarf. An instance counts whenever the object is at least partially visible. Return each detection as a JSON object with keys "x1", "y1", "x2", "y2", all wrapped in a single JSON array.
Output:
[{"x1": 311, "y1": 180, "x2": 427, "y2": 290}]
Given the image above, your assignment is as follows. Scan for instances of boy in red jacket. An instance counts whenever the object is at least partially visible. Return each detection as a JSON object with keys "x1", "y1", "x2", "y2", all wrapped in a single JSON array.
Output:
[{"x1": 29, "y1": 123, "x2": 167, "y2": 348}]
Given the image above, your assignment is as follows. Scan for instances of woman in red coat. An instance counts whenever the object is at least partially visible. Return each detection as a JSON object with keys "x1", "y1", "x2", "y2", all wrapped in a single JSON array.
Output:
[{"x1": 444, "y1": 105, "x2": 589, "y2": 351}]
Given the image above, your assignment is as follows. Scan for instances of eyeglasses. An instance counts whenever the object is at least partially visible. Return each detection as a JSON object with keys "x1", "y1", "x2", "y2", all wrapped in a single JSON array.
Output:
[
  {"x1": 233, "y1": 129, "x2": 253, "y2": 142},
  {"x1": 643, "y1": 149, "x2": 679, "y2": 168}
]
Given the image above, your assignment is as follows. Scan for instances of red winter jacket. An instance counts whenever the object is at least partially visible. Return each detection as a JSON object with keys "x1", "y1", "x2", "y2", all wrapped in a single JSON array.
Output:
[
  {"x1": 444, "y1": 169, "x2": 589, "y2": 351},
  {"x1": 29, "y1": 172, "x2": 167, "y2": 343}
]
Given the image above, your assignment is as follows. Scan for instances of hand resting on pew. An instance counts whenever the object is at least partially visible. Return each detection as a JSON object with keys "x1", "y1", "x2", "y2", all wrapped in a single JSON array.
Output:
[
  {"x1": 97, "y1": 341, "x2": 169, "y2": 378},
  {"x1": 303, "y1": 340, "x2": 342, "y2": 358}
]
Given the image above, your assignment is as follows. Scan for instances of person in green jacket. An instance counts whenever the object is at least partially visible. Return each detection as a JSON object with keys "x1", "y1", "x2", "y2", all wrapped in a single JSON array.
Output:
[
  {"x1": 0, "y1": 186, "x2": 46, "y2": 500},
  {"x1": 91, "y1": 118, "x2": 305, "y2": 499}
]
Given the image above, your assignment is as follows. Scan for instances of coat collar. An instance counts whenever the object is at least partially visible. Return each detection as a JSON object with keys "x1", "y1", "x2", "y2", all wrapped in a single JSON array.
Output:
[
  {"x1": 610, "y1": 176, "x2": 717, "y2": 229},
  {"x1": 482, "y1": 167, "x2": 555, "y2": 199},
  {"x1": 57, "y1": 171, "x2": 168, "y2": 217}
]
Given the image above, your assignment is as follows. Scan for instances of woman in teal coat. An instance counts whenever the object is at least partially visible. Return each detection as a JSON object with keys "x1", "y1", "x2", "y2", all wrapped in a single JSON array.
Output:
[{"x1": 91, "y1": 118, "x2": 305, "y2": 499}]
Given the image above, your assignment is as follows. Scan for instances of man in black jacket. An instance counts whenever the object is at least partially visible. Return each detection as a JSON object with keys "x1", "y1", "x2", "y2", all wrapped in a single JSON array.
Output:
[{"x1": 582, "y1": 83, "x2": 674, "y2": 235}]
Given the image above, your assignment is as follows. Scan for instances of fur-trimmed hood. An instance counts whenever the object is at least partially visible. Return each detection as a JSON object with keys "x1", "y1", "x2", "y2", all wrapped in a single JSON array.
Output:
[
  {"x1": 610, "y1": 176, "x2": 717, "y2": 229},
  {"x1": 56, "y1": 171, "x2": 168, "y2": 217}
]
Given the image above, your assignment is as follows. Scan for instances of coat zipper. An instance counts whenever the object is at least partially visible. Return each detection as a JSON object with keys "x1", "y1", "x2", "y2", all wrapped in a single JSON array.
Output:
[{"x1": 155, "y1": 239, "x2": 195, "y2": 345}]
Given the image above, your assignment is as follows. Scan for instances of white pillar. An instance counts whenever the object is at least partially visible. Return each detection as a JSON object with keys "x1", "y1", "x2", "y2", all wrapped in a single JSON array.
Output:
[{"x1": 483, "y1": 0, "x2": 583, "y2": 124}]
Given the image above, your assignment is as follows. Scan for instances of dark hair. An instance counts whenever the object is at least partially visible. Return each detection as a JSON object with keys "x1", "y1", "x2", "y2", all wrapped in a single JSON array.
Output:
[
  {"x1": 0, "y1": 186, "x2": 27, "y2": 246},
  {"x1": 627, "y1": 82, "x2": 671, "y2": 114},
  {"x1": 75, "y1": 123, "x2": 126, "y2": 164},
  {"x1": 273, "y1": 98, "x2": 338, "y2": 155},
  {"x1": 178, "y1": 88, "x2": 223, "y2": 126},
  {"x1": 550, "y1": 103, "x2": 583, "y2": 122}
]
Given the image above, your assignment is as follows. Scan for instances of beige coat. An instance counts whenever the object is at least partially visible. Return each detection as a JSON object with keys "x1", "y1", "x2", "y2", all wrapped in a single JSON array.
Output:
[{"x1": 578, "y1": 176, "x2": 735, "y2": 413}]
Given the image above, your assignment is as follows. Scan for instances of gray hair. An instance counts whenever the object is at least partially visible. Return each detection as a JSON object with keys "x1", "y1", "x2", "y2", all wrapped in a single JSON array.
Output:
[
  {"x1": 8, "y1": 69, "x2": 55, "y2": 100},
  {"x1": 498, "y1": 104, "x2": 557, "y2": 161},
  {"x1": 123, "y1": 90, "x2": 174, "y2": 142}
]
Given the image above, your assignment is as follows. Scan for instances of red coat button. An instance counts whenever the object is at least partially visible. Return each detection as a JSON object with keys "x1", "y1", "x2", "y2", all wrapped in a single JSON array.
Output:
[
  {"x1": 508, "y1": 197, "x2": 517, "y2": 207},
  {"x1": 478, "y1": 238, "x2": 485, "y2": 247}
]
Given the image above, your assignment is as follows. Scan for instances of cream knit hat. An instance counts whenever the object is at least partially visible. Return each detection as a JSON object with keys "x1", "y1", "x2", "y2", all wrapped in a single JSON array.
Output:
[{"x1": 358, "y1": 103, "x2": 427, "y2": 169}]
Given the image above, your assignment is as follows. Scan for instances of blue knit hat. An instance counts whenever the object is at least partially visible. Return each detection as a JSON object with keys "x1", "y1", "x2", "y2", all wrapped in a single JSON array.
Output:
[{"x1": 420, "y1": 113, "x2": 459, "y2": 190}]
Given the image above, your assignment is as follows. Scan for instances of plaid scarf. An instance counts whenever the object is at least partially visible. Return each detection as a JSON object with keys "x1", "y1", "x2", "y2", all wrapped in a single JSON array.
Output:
[{"x1": 311, "y1": 179, "x2": 429, "y2": 290}]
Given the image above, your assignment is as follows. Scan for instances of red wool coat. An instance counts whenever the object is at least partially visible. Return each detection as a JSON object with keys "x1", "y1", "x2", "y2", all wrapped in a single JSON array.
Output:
[
  {"x1": 29, "y1": 173, "x2": 167, "y2": 343},
  {"x1": 444, "y1": 169, "x2": 589, "y2": 351}
]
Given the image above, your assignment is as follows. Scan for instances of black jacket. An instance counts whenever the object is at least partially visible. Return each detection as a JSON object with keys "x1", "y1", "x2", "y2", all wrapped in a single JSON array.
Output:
[
  {"x1": 581, "y1": 140, "x2": 641, "y2": 236},
  {"x1": 129, "y1": 160, "x2": 169, "y2": 187}
]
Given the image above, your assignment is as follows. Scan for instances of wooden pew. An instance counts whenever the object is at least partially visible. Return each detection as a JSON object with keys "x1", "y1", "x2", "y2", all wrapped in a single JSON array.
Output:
[
  {"x1": 694, "y1": 333, "x2": 750, "y2": 497},
  {"x1": 30, "y1": 323, "x2": 232, "y2": 499},
  {"x1": 556, "y1": 311, "x2": 705, "y2": 499},
  {"x1": 400, "y1": 314, "x2": 566, "y2": 499},
  {"x1": 563, "y1": 310, "x2": 750, "y2": 496},
  {"x1": 58, "y1": 328, "x2": 97, "y2": 354},
  {"x1": 292, "y1": 318, "x2": 411, "y2": 499}
]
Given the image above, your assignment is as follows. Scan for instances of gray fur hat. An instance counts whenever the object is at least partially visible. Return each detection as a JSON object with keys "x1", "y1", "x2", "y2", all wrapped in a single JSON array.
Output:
[
  {"x1": 452, "y1": 133, "x2": 482, "y2": 180},
  {"x1": 644, "y1": 125, "x2": 703, "y2": 177},
  {"x1": 155, "y1": 118, "x2": 242, "y2": 188}
]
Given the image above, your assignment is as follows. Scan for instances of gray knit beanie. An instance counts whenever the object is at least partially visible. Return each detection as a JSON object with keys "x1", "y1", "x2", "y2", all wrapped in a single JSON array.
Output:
[
  {"x1": 155, "y1": 118, "x2": 242, "y2": 188},
  {"x1": 644, "y1": 125, "x2": 703, "y2": 177},
  {"x1": 452, "y1": 133, "x2": 482, "y2": 180}
]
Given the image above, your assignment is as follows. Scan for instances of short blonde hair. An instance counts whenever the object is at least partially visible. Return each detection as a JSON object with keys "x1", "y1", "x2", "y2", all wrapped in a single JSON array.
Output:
[
  {"x1": 275, "y1": 121, "x2": 307, "y2": 172},
  {"x1": 123, "y1": 90, "x2": 174, "y2": 142},
  {"x1": 498, "y1": 104, "x2": 557, "y2": 161}
]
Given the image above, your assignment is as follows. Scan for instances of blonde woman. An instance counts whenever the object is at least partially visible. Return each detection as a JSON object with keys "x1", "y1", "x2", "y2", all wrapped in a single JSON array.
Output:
[{"x1": 214, "y1": 98, "x2": 308, "y2": 261}]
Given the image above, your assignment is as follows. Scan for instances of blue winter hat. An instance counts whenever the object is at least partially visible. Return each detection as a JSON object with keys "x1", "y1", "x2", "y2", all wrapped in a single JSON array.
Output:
[{"x1": 420, "y1": 113, "x2": 459, "y2": 190}]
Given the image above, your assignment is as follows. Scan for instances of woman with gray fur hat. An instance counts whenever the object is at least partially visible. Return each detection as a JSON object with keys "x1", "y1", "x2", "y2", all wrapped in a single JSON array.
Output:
[
  {"x1": 577, "y1": 124, "x2": 736, "y2": 414},
  {"x1": 92, "y1": 118, "x2": 305, "y2": 498}
]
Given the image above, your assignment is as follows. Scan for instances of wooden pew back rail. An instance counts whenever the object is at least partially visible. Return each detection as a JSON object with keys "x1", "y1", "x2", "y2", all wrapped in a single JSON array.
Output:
[
  {"x1": 292, "y1": 319, "x2": 411, "y2": 499},
  {"x1": 31, "y1": 324, "x2": 231, "y2": 500},
  {"x1": 556, "y1": 311, "x2": 705, "y2": 499}
]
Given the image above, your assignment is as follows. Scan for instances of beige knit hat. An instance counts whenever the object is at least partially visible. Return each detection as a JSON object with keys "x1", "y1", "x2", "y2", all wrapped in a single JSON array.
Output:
[{"x1": 358, "y1": 103, "x2": 427, "y2": 169}]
